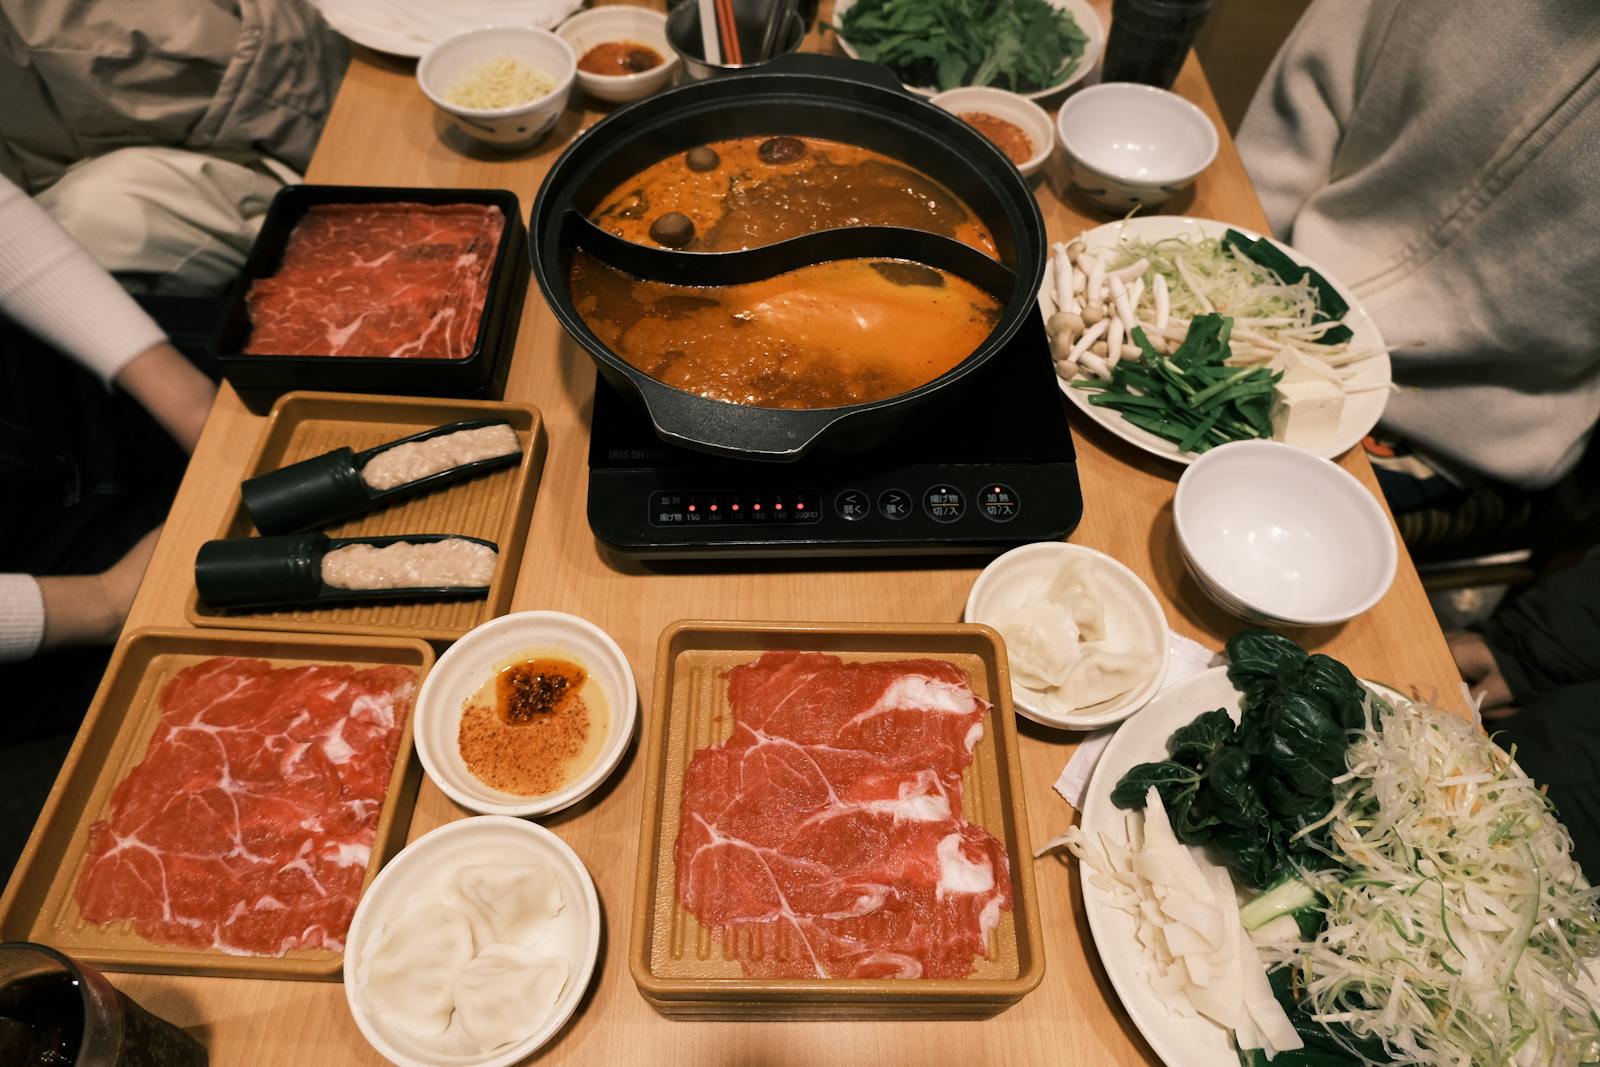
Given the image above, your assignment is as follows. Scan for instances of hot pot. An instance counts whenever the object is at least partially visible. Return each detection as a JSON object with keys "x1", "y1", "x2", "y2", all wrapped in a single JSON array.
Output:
[{"x1": 531, "y1": 53, "x2": 1046, "y2": 462}]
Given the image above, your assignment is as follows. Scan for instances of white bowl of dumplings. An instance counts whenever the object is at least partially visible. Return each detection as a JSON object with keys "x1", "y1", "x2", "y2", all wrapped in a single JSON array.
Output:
[
  {"x1": 966, "y1": 542, "x2": 1169, "y2": 730},
  {"x1": 344, "y1": 816, "x2": 601, "y2": 1067}
]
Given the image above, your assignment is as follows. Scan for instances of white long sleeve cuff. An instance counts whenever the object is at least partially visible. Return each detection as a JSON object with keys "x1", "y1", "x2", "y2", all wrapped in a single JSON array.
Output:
[
  {"x1": 0, "y1": 573, "x2": 46, "y2": 663},
  {"x1": 0, "y1": 174, "x2": 167, "y2": 385}
]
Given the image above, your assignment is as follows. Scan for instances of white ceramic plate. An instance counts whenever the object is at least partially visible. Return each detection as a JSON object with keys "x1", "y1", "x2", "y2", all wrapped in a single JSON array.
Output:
[
  {"x1": 964, "y1": 542, "x2": 1168, "y2": 730},
  {"x1": 344, "y1": 816, "x2": 602, "y2": 1067},
  {"x1": 1077, "y1": 666, "x2": 1403, "y2": 1067},
  {"x1": 831, "y1": 0, "x2": 1102, "y2": 100},
  {"x1": 1042, "y1": 216, "x2": 1391, "y2": 465},
  {"x1": 315, "y1": 0, "x2": 582, "y2": 58}
]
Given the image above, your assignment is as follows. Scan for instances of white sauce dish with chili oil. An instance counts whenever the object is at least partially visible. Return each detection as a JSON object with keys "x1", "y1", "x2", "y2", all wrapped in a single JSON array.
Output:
[
  {"x1": 930, "y1": 87, "x2": 1055, "y2": 179},
  {"x1": 556, "y1": 6, "x2": 678, "y2": 104},
  {"x1": 415, "y1": 611, "x2": 638, "y2": 817}
]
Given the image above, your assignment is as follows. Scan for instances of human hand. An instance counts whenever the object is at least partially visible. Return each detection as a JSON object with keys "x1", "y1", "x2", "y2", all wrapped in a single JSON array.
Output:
[
  {"x1": 37, "y1": 527, "x2": 162, "y2": 650},
  {"x1": 115, "y1": 341, "x2": 217, "y2": 453},
  {"x1": 1447, "y1": 631, "x2": 1516, "y2": 720}
]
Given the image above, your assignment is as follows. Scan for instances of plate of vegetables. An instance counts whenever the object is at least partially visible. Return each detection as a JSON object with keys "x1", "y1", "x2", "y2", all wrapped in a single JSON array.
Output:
[
  {"x1": 1039, "y1": 217, "x2": 1391, "y2": 464},
  {"x1": 830, "y1": 0, "x2": 1101, "y2": 99},
  {"x1": 1056, "y1": 632, "x2": 1600, "y2": 1067}
]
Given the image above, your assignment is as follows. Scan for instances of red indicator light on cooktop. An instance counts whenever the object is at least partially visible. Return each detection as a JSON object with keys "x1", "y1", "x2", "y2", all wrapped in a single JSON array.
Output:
[
  {"x1": 710, "y1": 504, "x2": 718, "y2": 512},
  {"x1": 687, "y1": 505, "x2": 696, "y2": 512},
  {"x1": 732, "y1": 503, "x2": 740, "y2": 511},
  {"x1": 754, "y1": 503, "x2": 762, "y2": 511},
  {"x1": 775, "y1": 502, "x2": 784, "y2": 510}
]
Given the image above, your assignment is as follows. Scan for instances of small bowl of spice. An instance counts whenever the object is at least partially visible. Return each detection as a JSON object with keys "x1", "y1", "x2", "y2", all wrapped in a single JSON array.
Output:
[
  {"x1": 931, "y1": 86, "x2": 1055, "y2": 179},
  {"x1": 418, "y1": 26, "x2": 577, "y2": 151},
  {"x1": 557, "y1": 7, "x2": 678, "y2": 104},
  {"x1": 415, "y1": 610, "x2": 638, "y2": 818}
]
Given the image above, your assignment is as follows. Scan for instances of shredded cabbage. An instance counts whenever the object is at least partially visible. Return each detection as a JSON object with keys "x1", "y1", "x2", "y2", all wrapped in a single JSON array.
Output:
[
  {"x1": 1264, "y1": 694, "x2": 1600, "y2": 1066},
  {"x1": 1109, "y1": 236, "x2": 1327, "y2": 326}
]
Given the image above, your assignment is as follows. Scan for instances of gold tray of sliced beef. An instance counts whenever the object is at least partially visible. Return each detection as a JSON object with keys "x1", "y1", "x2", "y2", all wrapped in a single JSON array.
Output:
[
  {"x1": 631, "y1": 621, "x2": 1045, "y2": 1018},
  {"x1": 0, "y1": 628, "x2": 431, "y2": 980}
]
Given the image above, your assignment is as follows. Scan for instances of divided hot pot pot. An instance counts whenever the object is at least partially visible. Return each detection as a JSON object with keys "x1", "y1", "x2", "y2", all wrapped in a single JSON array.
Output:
[{"x1": 530, "y1": 54, "x2": 1047, "y2": 462}]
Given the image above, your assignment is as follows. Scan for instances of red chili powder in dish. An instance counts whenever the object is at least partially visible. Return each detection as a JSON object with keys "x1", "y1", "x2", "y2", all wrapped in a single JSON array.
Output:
[{"x1": 961, "y1": 111, "x2": 1034, "y2": 166}]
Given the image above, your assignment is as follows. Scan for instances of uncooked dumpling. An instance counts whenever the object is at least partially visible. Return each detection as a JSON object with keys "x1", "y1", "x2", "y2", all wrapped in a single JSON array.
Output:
[
  {"x1": 444, "y1": 863, "x2": 564, "y2": 949},
  {"x1": 1043, "y1": 557, "x2": 1108, "y2": 642},
  {"x1": 994, "y1": 599, "x2": 1082, "y2": 689},
  {"x1": 453, "y1": 944, "x2": 568, "y2": 1051},
  {"x1": 1061, "y1": 645, "x2": 1155, "y2": 709},
  {"x1": 360, "y1": 903, "x2": 476, "y2": 1038}
]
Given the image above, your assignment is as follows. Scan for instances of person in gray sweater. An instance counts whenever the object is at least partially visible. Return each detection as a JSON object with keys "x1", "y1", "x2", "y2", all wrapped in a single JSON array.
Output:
[{"x1": 1237, "y1": 0, "x2": 1600, "y2": 491}]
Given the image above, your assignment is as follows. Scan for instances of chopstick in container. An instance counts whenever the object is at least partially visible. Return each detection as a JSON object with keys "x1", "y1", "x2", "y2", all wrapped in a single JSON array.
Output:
[
  {"x1": 698, "y1": 0, "x2": 722, "y2": 64},
  {"x1": 757, "y1": 0, "x2": 799, "y2": 61},
  {"x1": 715, "y1": 0, "x2": 744, "y2": 65}
]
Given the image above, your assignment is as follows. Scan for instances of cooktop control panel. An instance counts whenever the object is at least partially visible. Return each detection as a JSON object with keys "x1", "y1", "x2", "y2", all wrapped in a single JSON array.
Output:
[
  {"x1": 595, "y1": 464, "x2": 1073, "y2": 558},
  {"x1": 586, "y1": 317, "x2": 1084, "y2": 559}
]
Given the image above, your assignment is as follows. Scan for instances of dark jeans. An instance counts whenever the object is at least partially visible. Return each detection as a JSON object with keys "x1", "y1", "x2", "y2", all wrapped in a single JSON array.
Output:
[
  {"x1": 0, "y1": 297, "x2": 221, "y2": 878},
  {"x1": 1480, "y1": 553, "x2": 1600, "y2": 883},
  {"x1": 1494, "y1": 683, "x2": 1600, "y2": 882}
]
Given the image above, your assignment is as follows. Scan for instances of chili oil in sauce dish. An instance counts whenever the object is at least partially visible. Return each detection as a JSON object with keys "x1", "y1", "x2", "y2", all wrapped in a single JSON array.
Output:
[
  {"x1": 578, "y1": 41, "x2": 664, "y2": 75},
  {"x1": 960, "y1": 112, "x2": 1034, "y2": 167},
  {"x1": 458, "y1": 651, "x2": 611, "y2": 796}
]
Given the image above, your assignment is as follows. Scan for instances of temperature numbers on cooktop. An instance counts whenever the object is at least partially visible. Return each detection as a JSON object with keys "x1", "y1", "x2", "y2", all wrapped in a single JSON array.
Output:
[{"x1": 650, "y1": 491, "x2": 822, "y2": 526}]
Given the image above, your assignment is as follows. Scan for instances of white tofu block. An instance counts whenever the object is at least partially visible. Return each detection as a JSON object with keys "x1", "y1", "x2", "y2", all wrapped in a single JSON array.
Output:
[
  {"x1": 1272, "y1": 346, "x2": 1343, "y2": 385},
  {"x1": 1271, "y1": 379, "x2": 1345, "y2": 445}
]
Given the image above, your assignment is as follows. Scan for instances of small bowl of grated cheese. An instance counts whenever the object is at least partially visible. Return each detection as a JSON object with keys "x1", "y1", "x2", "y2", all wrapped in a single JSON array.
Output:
[{"x1": 418, "y1": 26, "x2": 576, "y2": 151}]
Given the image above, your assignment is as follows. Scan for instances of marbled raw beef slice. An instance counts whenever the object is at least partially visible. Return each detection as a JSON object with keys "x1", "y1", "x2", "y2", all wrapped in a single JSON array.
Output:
[{"x1": 75, "y1": 657, "x2": 415, "y2": 956}]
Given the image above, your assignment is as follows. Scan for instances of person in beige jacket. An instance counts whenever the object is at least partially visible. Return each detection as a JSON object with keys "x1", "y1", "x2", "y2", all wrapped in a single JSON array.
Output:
[
  {"x1": 0, "y1": 0, "x2": 347, "y2": 293},
  {"x1": 1237, "y1": 0, "x2": 1600, "y2": 492}
]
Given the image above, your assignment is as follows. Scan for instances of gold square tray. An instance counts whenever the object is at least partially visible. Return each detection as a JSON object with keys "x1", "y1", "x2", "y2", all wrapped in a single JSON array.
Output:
[
  {"x1": 631, "y1": 621, "x2": 1046, "y2": 1018},
  {"x1": 185, "y1": 390, "x2": 544, "y2": 644}
]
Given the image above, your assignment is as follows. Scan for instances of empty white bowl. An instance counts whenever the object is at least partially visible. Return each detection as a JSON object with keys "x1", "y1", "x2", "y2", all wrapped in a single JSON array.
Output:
[
  {"x1": 930, "y1": 87, "x2": 1055, "y2": 179},
  {"x1": 418, "y1": 27, "x2": 576, "y2": 150},
  {"x1": 414, "y1": 611, "x2": 638, "y2": 817},
  {"x1": 344, "y1": 816, "x2": 601, "y2": 1067},
  {"x1": 1173, "y1": 440, "x2": 1398, "y2": 627},
  {"x1": 556, "y1": 7, "x2": 678, "y2": 104},
  {"x1": 1057, "y1": 82, "x2": 1218, "y2": 210},
  {"x1": 965, "y1": 542, "x2": 1170, "y2": 730}
]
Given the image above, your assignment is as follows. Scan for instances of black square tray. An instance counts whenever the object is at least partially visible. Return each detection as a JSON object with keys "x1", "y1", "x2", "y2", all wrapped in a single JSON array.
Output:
[{"x1": 209, "y1": 185, "x2": 527, "y2": 411}]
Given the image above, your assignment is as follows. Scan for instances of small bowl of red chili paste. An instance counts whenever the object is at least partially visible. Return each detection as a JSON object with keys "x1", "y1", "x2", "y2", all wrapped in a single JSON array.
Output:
[
  {"x1": 557, "y1": 7, "x2": 679, "y2": 104},
  {"x1": 932, "y1": 86, "x2": 1056, "y2": 179}
]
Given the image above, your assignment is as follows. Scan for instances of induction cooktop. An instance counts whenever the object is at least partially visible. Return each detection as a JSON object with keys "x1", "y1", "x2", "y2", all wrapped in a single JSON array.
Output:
[{"x1": 585, "y1": 315, "x2": 1083, "y2": 559}]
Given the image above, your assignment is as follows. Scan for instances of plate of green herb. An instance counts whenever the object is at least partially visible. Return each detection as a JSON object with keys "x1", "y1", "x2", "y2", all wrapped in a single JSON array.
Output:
[{"x1": 830, "y1": 0, "x2": 1101, "y2": 99}]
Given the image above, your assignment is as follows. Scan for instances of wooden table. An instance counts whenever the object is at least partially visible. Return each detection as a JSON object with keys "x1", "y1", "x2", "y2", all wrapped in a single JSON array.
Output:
[{"x1": 90, "y1": 7, "x2": 1461, "y2": 1065}]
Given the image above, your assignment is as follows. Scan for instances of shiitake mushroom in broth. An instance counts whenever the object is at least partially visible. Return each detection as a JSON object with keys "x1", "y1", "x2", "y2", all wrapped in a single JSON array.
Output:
[
  {"x1": 568, "y1": 252, "x2": 1001, "y2": 409},
  {"x1": 590, "y1": 135, "x2": 998, "y2": 256}
]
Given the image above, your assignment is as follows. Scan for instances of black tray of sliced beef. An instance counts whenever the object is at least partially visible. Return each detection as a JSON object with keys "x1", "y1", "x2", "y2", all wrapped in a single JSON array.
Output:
[{"x1": 210, "y1": 185, "x2": 527, "y2": 410}]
